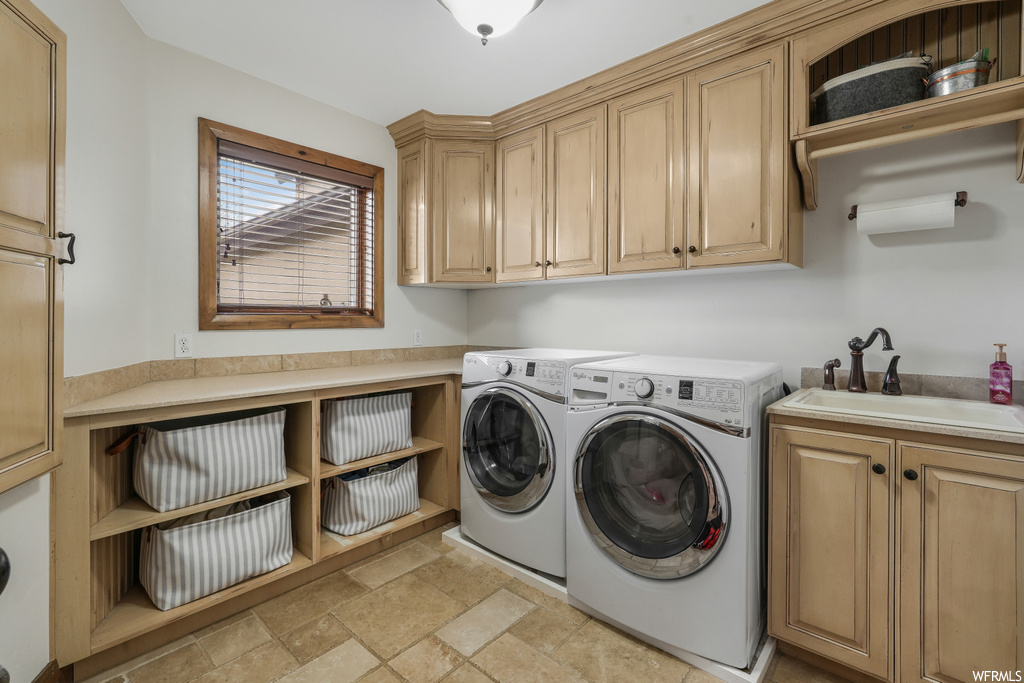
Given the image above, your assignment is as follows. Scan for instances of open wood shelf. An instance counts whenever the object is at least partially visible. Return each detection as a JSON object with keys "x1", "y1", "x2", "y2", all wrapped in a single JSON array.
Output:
[
  {"x1": 89, "y1": 550, "x2": 313, "y2": 653},
  {"x1": 318, "y1": 436, "x2": 443, "y2": 480},
  {"x1": 319, "y1": 498, "x2": 447, "y2": 561},
  {"x1": 89, "y1": 469, "x2": 310, "y2": 541}
]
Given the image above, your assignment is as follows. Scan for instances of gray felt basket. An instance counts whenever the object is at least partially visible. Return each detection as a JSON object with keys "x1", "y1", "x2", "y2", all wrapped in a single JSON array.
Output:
[{"x1": 811, "y1": 55, "x2": 931, "y2": 124}]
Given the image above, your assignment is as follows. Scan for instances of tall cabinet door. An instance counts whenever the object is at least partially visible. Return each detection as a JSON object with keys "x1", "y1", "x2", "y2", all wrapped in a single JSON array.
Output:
[
  {"x1": 432, "y1": 140, "x2": 494, "y2": 283},
  {"x1": 900, "y1": 444, "x2": 1024, "y2": 683},
  {"x1": 769, "y1": 426, "x2": 893, "y2": 680},
  {"x1": 607, "y1": 80, "x2": 685, "y2": 274},
  {"x1": 546, "y1": 106, "x2": 605, "y2": 279},
  {"x1": 397, "y1": 139, "x2": 431, "y2": 285},
  {"x1": 687, "y1": 43, "x2": 787, "y2": 267},
  {"x1": 496, "y1": 127, "x2": 544, "y2": 283},
  {"x1": 0, "y1": 0, "x2": 65, "y2": 494}
]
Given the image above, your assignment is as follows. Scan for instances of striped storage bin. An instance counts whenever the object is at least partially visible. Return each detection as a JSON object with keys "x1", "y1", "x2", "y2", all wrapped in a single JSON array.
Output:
[
  {"x1": 322, "y1": 458, "x2": 420, "y2": 536},
  {"x1": 139, "y1": 491, "x2": 293, "y2": 611},
  {"x1": 134, "y1": 407, "x2": 287, "y2": 512},
  {"x1": 321, "y1": 392, "x2": 413, "y2": 466}
]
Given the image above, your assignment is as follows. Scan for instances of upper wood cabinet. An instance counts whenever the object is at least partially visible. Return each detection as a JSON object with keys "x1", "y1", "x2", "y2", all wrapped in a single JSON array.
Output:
[
  {"x1": 546, "y1": 106, "x2": 607, "y2": 279},
  {"x1": 0, "y1": 0, "x2": 66, "y2": 494},
  {"x1": 608, "y1": 82, "x2": 685, "y2": 274},
  {"x1": 397, "y1": 139, "x2": 431, "y2": 285},
  {"x1": 495, "y1": 127, "x2": 545, "y2": 283},
  {"x1": 687, "y1": 43, "x2": 801, "y2": 268},
  {"x1": 431, "y1": 140, "x2": 494, "y2": 284}
]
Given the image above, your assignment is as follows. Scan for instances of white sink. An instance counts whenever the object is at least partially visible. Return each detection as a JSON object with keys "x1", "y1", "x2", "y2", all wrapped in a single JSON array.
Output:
[{"x1": 784, "y1": 389, "x2": 1024, "y2": 434}]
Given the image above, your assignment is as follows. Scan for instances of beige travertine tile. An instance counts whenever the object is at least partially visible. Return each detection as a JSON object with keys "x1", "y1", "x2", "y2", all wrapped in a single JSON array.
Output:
[
  {"x1": 504, "y1": 580, "x2": 588, "y2": 626},
  {"x1": 352, "y1": 348, "x2": 414, "y2": 366},
  {"x1": 191, "y1": 641, "x2": 298, "y2": 683},
  {"x1": 435, "y1": 589, "x2": 533, "y2": 656},
  {"x1": 444, "y1": 664, "x2": 493, "y2": 683},
  {"x1": 441, "y1": 564, "x2": 512, "y2": 606},
  {"x1": 388, "y1": 636, "x2": 463, "y2": 683},
  {"x1": 350, "y1": 543, "x2": 442, "y2": 589},
  {"x1": 344, "y1": 541, "x2": 409, "y2": 571},
  {"x1": 684, "y1": 668, "x2": 728, "y2": 683},
  {"x1": 276, "y1": 639, "x2": 379, "y2": 683},
  {"x1": 253, "y1": 568, "x2": 367, "y2": 636},
  {"x1": 508, "y1": 607, "x2": 578, "y2": 654},
  {"x1": 150, "y1": 359, "x2": 196, "y2": 381},
  {"x1": 64, "y1": 361, "x2": 150, "y2": 407},
  {"x1": 769, "y1": 654, "x2": 852, "y2": 683},
  {"x1": 281, "y1": 351, "x2": 353, "y2": 371},
  {"x1": 279, "y1": 613, "x2": 351, "y2": 664},
  {"x1": 79, "y1": 637, "x2": 195, "y2": 683},
  {"x1": 359, "y1": 668, "x2": 403, "y2": 683},
  {"x1": 195, "y1": 355, "x2": 283, "y2": 378},
  {"x1": 198, "y1": 615, "x2": 273, "y2": 666},
  {"x1": 472, "y1": 634, "x2": 586, "y2": 683},
  {"x1": 553, "y1": 619, "x2": 691, "y2": 683},
  {"x1": 333, "y1": 574, "x2": 466, "y2": 659},
  {"x1": 446, "y1": 549, "x2": 484, "y2": 570},
  {"x1": 414, "y1": 556, "x2": 470, "y2": 588},
  {"x1": 193, "y1": 610, "x2": 253, "y2": 640},
  {"x1": 415, "y1": 524, "x2": 457, "y2": 555},
  {"x1": 126, "y1": 643, "x2": 213, "y2": 683}
]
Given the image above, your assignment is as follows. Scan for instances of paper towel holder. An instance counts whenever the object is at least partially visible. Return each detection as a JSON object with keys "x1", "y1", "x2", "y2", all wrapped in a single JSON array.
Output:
[{"x1": 848, "y1": 191, "x2": 967, "y2": 221}]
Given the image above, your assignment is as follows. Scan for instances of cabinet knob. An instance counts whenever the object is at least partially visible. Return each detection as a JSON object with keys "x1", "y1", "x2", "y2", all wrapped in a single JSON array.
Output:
[
  {"x1": 903, "y1": 469, "x2": 919, "y2": 481},
  {"x1": 534, "y1": 262, "x2": 541, "y2": 267},
  {"x1": 672, "y1": 247, "x2": 681, "y2": 254},
  {"x1": 687, "y1": 245, "x2": 697, "y2": 254},
  {"x1": 872, "y1": 463, "x2": 886, "y2": 475},
  {"x1": 485, "y1": 266, "x2": 492, "y2": 273},
  {"x1": 545, "y1": 260, "x2": 552, "y2": 267}
]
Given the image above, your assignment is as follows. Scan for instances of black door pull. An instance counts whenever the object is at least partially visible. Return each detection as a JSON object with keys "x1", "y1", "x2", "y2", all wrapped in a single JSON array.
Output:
[
  {"x1": 58, "y1": 231, "x2": 76, "y2": 265},
  {"x1": 0, "y1": 547, "x2": 9, "y2": 596}
]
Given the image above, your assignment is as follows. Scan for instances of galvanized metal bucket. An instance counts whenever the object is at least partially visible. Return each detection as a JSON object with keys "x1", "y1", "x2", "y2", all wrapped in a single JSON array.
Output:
[{"x1": 926, "y1": 60, "x2": 991, "y2": 97}]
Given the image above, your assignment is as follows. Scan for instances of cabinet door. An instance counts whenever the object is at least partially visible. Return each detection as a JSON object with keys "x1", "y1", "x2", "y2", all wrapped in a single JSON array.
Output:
[
  {"x1": 432, "y1": 140, "x2": 494, "y2": 283},
  {"x1": 496, "y1": 127, "x2": 544, "y2": 283},
  {"x1": 546, "y1": 106, "x2": 605, "y2": 279},
  {"x1": 0, "y1": 0, "x2": 65, "y2": 494},
  {"x1": 900, "y1": 443, "x2": 1024, "y2": 683},
  {"x1": 397, "y1": 139, "x2": 431, "y2": 285},
  {"x1": 769, "y1": 426, "x2": 893, "y2": 679},
  {"x1": 687, "y1": 43, "x2": 787, "y2": 267},
  {"x1": 608, "y1": 80, "x2": 685, "y2": 274}
]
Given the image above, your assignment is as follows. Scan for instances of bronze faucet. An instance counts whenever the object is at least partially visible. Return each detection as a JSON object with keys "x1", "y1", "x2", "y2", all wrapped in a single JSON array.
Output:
[
  {"x1": 822, "y1": 358, "x2": 841, "y2": 390},
  {"x1": 848, "y1": 328, "x2": 894, "y2": 393}
]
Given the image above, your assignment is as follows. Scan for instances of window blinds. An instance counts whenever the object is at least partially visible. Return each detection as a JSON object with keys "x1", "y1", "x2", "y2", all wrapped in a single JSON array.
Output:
[{"x1": 216, "y1": 141, "x2": 375, "y2": 315}]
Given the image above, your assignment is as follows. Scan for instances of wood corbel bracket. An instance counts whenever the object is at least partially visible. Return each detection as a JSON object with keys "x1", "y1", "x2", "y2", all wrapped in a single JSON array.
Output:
[
  {"x1": 1017, "y1": 120, "x2": 1024, "y2": 183},
  {"x1": 794, "y1": 139, "x2": 818, "y2": 211}
]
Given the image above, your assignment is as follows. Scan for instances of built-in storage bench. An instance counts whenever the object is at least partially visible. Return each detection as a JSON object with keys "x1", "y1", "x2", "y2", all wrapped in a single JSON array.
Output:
[{"x1": 53, "y1": 361, "x2": 462, "y2": 680}]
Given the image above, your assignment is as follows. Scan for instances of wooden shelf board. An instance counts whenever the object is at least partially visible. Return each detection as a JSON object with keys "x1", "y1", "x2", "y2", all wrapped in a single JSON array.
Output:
[
  {"x1": 319, "y1": 499, "x2": 447, "y2": 560},
  {"x1": 90, "y1": 469, "x2": 310, "y2": 541},
  {"x1": 89, "y1": 550, "x2": 312, "y2": 653},
  {"x1": 794, "y1": 77, "x2": 1024, "y2": 158},
  {"x1": 319, "y1": 437, "x2": 443, "y2": 480}
]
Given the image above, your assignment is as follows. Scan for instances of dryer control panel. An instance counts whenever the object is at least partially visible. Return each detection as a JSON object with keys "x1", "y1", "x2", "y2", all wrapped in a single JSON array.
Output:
[
  {"x1": 463, "y1": 354, "x2": 567, "y2": 396},
  {"x1": 570, "y1": 369, "x2": 747, "y2": 429}
]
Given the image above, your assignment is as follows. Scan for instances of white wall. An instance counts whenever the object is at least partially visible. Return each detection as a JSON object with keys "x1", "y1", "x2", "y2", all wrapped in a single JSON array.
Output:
[
  {"x1": 468, "y1": 124, "x2": 1024, "y2": 389},
  {"x1": 0, "y1": 477, "x2": 51, "y2": 682}
]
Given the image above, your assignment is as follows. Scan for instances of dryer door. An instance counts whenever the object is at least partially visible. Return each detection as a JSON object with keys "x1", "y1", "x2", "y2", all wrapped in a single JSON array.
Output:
[
  {"x1": 463, "y1": 387, "x2": 553, "y2": 513},
  {"x1": 574, "y1": 413, "x2": 727, "y2": 579}
]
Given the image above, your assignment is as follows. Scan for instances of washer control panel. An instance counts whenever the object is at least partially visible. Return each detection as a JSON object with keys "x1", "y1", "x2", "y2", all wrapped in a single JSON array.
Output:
[
  {"x1": 571, "y1": 369, "x2": 746, "y2": 428},
  {"x1": 464, "y1": 355, "x2": 567, "y2": 396}
]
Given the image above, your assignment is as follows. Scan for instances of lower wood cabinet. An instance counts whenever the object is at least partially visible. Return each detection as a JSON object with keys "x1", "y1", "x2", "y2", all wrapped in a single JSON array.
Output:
[{"x1": 769, "y1": 419, "x2": 1024, "y2": 682}]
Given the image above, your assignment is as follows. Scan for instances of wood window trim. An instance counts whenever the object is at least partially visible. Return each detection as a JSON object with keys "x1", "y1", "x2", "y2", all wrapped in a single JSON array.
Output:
[{"x1": 198, "y1": 118, "x2": 384, "y2": 330}]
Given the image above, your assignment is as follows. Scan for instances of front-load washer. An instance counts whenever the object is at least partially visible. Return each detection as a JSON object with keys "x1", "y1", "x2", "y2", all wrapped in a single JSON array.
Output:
[
  {"x1": 460, "y1": 349, "x2": 633, "y2": 578},
  {"x1": 564, "y1": 355, "x2": 783, "y2": 667}
]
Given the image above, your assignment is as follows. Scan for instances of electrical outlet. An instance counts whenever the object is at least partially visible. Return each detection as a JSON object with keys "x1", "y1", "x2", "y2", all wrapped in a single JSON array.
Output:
[
  {"x1": 413, "y1": 329, "x2": 423, "y2": 347},
  {"x1": 175, "y1": 333, "x2": 193, "y2": 359}
]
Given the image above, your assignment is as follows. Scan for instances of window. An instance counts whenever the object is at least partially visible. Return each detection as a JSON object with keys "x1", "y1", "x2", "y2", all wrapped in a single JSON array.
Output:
[{"x1": 198, "y1": 119, "x2": 383, "y2": 329}]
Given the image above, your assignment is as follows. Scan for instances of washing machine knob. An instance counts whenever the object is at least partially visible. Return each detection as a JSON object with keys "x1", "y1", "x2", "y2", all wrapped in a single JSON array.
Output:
[
  {"x1": 498, "y1": 360, "x2": 513, "y2": 377},
  {"x1": 634, "y1": 377, "x2": 655, "y2": 399}
]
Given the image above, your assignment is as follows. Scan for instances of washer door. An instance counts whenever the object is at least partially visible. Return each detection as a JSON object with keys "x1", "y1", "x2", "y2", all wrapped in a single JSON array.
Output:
[
  {"x1": 574, "y1": 413, "x2": 727, "y2": 579},
  {"x1": 463, "y1": 387, "x2": 553, "y2": 513}
]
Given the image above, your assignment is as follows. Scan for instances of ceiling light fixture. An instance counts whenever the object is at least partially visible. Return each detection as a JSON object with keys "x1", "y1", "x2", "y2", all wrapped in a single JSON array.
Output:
[{"x1": 436, "y1": 0, "x2": 544, "y2": 45}]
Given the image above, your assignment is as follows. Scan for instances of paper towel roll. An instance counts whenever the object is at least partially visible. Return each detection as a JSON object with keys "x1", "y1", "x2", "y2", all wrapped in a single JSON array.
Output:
[{"x1": 856, "y1": 193, "x2": 957, "y2": 235}]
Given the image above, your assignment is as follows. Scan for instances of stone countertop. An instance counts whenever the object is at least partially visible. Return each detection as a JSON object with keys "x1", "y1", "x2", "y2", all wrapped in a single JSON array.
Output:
[
  {"x1": 768, "y1": 387, "x2": 1024, "y2": 446},
  {"x1": 65, "y1": 359, "x2": 463, "y2": 419}
]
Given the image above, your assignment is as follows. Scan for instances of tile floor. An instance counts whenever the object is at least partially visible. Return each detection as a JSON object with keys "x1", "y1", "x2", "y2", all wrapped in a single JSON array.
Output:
[{"x1": 85, "y1": 523, "x2": 851, "y2": 683}]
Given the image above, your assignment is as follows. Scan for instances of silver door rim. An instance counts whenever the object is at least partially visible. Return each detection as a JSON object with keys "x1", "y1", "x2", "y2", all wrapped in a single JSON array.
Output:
[
  {"x1": 574, "y1": 412, "x2": 728, "y2": 579},
  {"x1": 463, "y1": 387, "x2": 553, "y2": 513}
]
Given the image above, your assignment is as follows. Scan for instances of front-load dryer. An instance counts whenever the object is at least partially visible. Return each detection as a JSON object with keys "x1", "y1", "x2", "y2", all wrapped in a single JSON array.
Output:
[
  {"x1": 460, "y1": 349, "x2": 633, "y2": 578},
  {"x1": 564, "y1": 355, "x2": 783, "y2": 667}
]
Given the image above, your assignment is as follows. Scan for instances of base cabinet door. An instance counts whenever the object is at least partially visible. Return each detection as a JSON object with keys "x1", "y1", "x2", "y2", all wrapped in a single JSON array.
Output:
[
  {"x1": 432, "y1": 140, "x2": 494, "y2": 283},
  {"x1": 769, "y1": 426, "x2": 894, "y2": 679},
  {"x1": 900, "y1": 443, "x2": 1024, "y2": 683}
]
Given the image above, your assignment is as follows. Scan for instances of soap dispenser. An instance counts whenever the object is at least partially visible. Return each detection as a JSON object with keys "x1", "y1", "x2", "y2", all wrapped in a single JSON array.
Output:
[{"x1": 990, "y1": 344, "x2": 1013, "y2": 405}]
